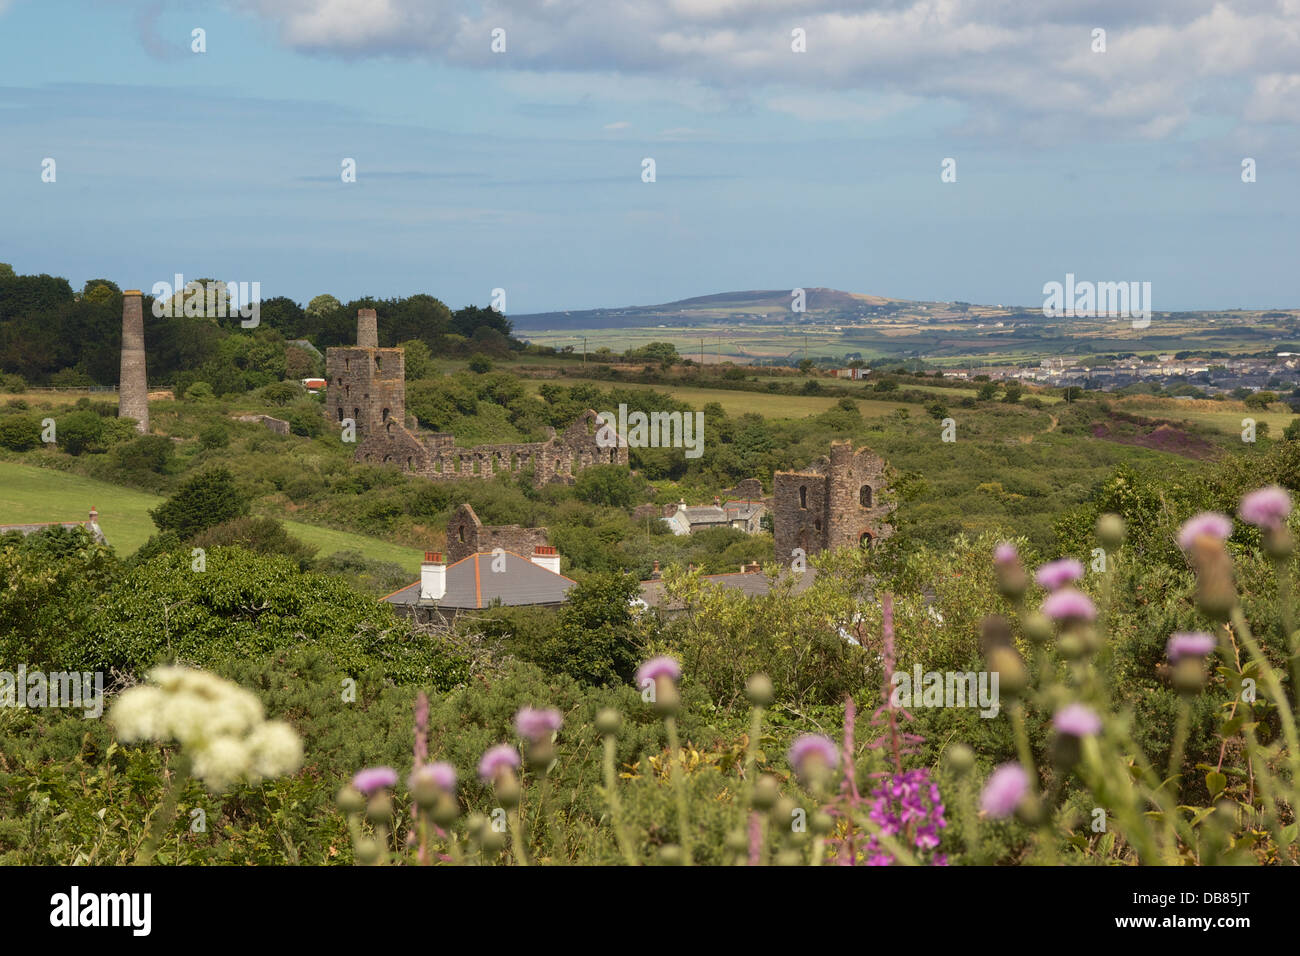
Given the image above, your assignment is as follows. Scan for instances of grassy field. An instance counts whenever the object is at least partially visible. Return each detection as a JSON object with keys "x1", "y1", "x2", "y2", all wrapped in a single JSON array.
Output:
[
  {"x1": 0, "y1": 460, "x2": 425, "y2": 571},
  {"x1": 1112, "y1": 396, "x2": 1295, "y2": 437},
  {"x1": 520, "y1": 377, "x2": 911, "y2": 418}
]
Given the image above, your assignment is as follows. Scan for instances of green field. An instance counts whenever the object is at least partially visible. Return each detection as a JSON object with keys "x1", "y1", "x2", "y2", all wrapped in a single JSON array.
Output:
[
  {"x1": 0, "y1": 460, "x2": 424, "y2": 572},
  {"x1": 521, "y1": 377, "x2": 911, "y2": 419}
]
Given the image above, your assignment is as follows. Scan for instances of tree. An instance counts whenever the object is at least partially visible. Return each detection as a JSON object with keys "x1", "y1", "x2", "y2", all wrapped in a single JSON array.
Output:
[
  {"x1": 574, "y1": 465, "x2": 641, "y2": 508},
  {"x1": 401, "y1": 339, "x2": 435, "y2": 380},
  {"x1": 0, "y1": 414, "x2": 41, "y2": 451},
  {"x1": 306, "y1": 294, "x2": 342, "y2": 317},
  {"x1": 977, "y1": 383, "x2": 998, "y2": 401},
  {"x1": 149, "y1": 468, "x2": 249, "y2": 540},
  {"x1": 56, "y1": 410, "x2": 106, "y2": 455},
  {"x1": 1244, "y1": 391, "x2": 1277, "y2": 410},
  {"x1": 467, "y1": 353, "x2": 493, "y2": 374},
  {"x1": 521, "y1": 573, "x2": 643, "y2": 686},
  {"x1": 1002, "y1": 382, "x2": 1023, "y2": 404}
]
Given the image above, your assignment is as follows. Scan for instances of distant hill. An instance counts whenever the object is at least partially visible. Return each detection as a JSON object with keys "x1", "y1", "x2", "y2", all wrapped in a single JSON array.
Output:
[{"x1": 511, "y1": 288, "x2": 907, "y2": 331}]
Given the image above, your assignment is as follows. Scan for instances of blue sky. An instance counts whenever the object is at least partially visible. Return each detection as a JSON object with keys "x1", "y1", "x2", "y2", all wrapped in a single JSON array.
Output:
[{"x1": 1, "y1": 0, "x2": 1297, "y2": 313}]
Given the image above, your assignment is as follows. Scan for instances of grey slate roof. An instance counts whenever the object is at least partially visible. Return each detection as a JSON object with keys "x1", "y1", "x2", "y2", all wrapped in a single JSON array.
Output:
[
  {"x1": 383, "y1": 551, "x2": 576, "y2": 610},
  {"x1": 638, "y1": 567, "x2": 818, "y2": 610}
]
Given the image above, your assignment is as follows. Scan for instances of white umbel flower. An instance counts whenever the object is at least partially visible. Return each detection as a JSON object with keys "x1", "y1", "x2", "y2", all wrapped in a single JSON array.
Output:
[{"x1": 108, "y1": 665, "x2": 301, "y2": 792}]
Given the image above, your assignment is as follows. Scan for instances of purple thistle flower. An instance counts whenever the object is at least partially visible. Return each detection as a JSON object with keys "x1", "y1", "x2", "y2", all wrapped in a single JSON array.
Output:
[
  {"x1": 1239, "y1": 486, "x2": 1292, "y2": 531},
  {"x1": 1178, "y1": 512, "x2": 1233, "y2": 551},
  {"x1": 980, "y1": 763, "x2": 1028, "y2": 818},
  {"x1": 788, "y1": 734, "x2": 840, "y2": 779},
  {"x1": 994, "y1": 542, "x2": 1019, "y2": 566},
  {"x1": 514, "y1": 706, "x2": 563, "y2": 743},
  {"x1": 1035, "y1": 558, "x2": 1084, "y2": 592},
  {"x1": 635, "y1": 656, "x2": 681, "y2": 688},
  {"x1": 477, "y1": 744, "x2": 520, "y2": 783},
  {"x1": 1040, "y1": 588, "x2": 1096, "y2": 622},
  {"x1": 1166, "y1": 631, "x2": 1217, "y2": 663},
  {"x1": 352, "y1": 766, "x2": 398, "y2": 795},
  {"x1": 1053, "y1": 703, "x2": 1102, "y2": 737},
  {"x1": 410, "y1": 760, "x2": 457, "y2": 793}
]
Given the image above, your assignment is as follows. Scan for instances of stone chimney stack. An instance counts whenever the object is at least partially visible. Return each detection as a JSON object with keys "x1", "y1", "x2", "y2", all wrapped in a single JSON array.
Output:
[
  {"x1": 357, "y1": 308, "x2": 378, "y2": 348},
  {"x1": 420, "y1": 551, "x2": 446, "y2": 602},
  {"x1": 531, "y1": 545, "x2": 561, "y2": 575},
  {"x1": 118, "y1": 291, "x2": 149, "y2": 434}
]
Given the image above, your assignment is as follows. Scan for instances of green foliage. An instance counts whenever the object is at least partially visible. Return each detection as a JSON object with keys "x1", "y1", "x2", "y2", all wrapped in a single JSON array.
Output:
[
  {"x1": 0, "y1": 413, "x2": 41, "y2": 450},
  {"x1": 191, "y1": 516, "x2": 318, "y2": 569},
  {"x1": 149, "y1": 468, "x2": 250, "y2": 540},
  {"x1": 81, "y1": 547, "x2": 468, "y2": 683}
]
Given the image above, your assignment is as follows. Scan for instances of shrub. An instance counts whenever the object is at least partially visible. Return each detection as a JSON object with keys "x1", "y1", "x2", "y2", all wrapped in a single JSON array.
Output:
[{"x1": 149, "y1": 468, "x2": 250, "y2": 540}]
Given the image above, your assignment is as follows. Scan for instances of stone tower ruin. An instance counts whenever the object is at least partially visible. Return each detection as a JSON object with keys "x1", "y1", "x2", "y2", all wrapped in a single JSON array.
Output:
[
  {"x1": 325, "y1": 309, "x2": 406, "y2": 440},
  {"x1": 773, "y1": 440, "x2": 892, "y2": 565},
  {"x1": 117, "y1": 290, "x2": 149, "y2": 433}
]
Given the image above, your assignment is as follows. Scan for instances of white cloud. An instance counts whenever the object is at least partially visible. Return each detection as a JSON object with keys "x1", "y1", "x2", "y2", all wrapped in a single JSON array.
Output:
[
  {"x1": 603, "y1": 120, "x2": 632, "y2": 130},
  {"x1": 229, "y1": 0, "x2": 1300, "y2": 140}
]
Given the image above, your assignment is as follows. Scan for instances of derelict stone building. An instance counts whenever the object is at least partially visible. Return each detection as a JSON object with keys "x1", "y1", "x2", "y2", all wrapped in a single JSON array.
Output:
[
  {"x1": 325, "y1": 310, "x2": 627, "y2": 486},
  {"x1": 324, "y1": 309, "x2": 406, "y2": 441},
  {"x1": 773, "y1": 440, "x2": 893, "y2": 565},
  {"x1": 444, "y1": 502, "x2": 550, "y2": 565}
]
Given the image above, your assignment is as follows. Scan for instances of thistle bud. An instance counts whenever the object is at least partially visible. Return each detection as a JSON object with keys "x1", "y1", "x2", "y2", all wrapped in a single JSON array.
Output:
[
  {"x1": 1022, "y1": 611, "x2": 1053, "y2": 645},
  {"x1": 987, "y1": 646, "x2": 1028, "y2": 697},
  {"x1": 658, "y1": 844, "x2": 685, "y2": 866},
  {"x1": 480, "y1": 825, "x2": 507, "y2": 853},
  {"x1": 980, "y1": 615, "x2": 1013, "y2": 656},
  {"x1": 1057, "y1": 632, "x2": 1087, "y2": 660},
  {"x1": 810, "y1": 811, "x2": 834, "y2": 836},
  {"x1": 354, "y1": 837, "x2": 384, "y2": 865},
  {"x1": 365, "y1": 792, "x2": 393, "y2": 826},
  {"x1": 724, "y1": 828, "x2": 749, "y2": 854},
  {"x1": 1264, "y1": 525, "x2": 1294, "y2": 561},
  {"x1": 775, "y1": 848, "x2": 803, "y2": 866},
  {"x1": 1097, "y1": 513, "x2": 1126, "y2": 551},
  {"x1": 595, "y1": 708, "x2": 622, "y2": 736},
  {"x1": 336, "y1": 785, "x2": 366, "y2": 814},
  {"x1": 494, "y1": 773, "x2": 522, "y2": 809},
  {"x1": 745, "y1": 673, "x2": 775, "y2": 707},
  {"x1": 946, "y1": 743, "x2": 976, "y2": 776},
  {"x1": 752, "y1": 775, "x2": 780, "y2": 811},
  {"x1": 1190, "y1": 538, "x2": 1237, "y2": 621},
  {"x1": 431, "y1": 793, "x2": 460, "y2": 827},
  {"x1": 1172, "y1": 656, "x2": 1207, "y2": 695},
  {"x1": 996, "y1": 562, "x2": 1029, "y2": 601},
  {"x1": 524, "y1": 738, "x2": 555, "y2": 773}
]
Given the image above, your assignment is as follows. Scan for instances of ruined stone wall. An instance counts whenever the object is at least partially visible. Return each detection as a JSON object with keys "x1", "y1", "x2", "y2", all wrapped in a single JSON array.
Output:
[
  {"x1": 773, "y1": 466, "x2": 830, "y2": 565},
  {"x1": 773, "y1": 441, "x2": 892, "y2": 565},
  {"x1": 445, "y1": 503, "x2": 549, "y2": 564},
  {"x1": 326, "y1": 346, "x2": 405, "y2": 438},
  {"x1": 118, "y1": 291, "x2": 149, "y2": 433},
  {"x1": 355, "y1": 408, "x2": 627, "y2": 487},
  {"x1": 723, "y1": 477, "x2": 766, "y2": 501}
]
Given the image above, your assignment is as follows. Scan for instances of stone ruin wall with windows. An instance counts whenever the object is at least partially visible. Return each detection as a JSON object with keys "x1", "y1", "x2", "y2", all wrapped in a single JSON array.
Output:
[
  {"x1": 773, "y1": 440, "x2": 893, "y2": 565},
  {"x1": 326, "y1": 312, "x2": 627, "y2": 487},
  {"x1": 444, "y1": 503, "x2": 550, "y2": 565}
]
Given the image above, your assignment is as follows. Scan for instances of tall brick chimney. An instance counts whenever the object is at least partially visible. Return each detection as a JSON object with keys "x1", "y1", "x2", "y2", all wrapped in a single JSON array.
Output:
[
  {"x1": 357, "y1": 308, "x2": 378, "y2": 348},
  {"x1": 118, "y1": 290, "x2": 149, "y2": 434}
]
